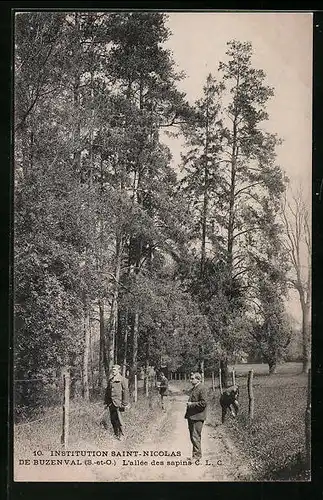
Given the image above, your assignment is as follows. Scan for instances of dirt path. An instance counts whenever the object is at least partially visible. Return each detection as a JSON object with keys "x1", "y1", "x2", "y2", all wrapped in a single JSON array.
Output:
[{"x1": 90, "y1": 385, "x2": 252, "y2": 482}]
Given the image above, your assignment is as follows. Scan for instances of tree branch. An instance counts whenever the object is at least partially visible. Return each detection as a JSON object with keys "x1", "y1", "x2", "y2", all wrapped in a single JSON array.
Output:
[{"x1": 235, "y1": 182, "x2": 262, "y2": 197}]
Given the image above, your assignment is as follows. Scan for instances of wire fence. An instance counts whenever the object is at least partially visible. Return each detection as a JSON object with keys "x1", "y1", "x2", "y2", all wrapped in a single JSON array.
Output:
[
  {"x1": 13, "y1": 372, "x2": 153, "y2": 448},
  {"x1": 13, "y1": 370, "x2": 207, "y2": 426},
  {"x1": 15, "y1": 409, "x2": 64, "y2": 427},
  {"x1": 15, "y1": 401, "x2": 105, "y2": 427},
  {"x1": 14, "y1": 376, "x2": 104, "y2": 424},
  {"x1": 13, "y1": 373, "x2": 150, "y2": 427}
]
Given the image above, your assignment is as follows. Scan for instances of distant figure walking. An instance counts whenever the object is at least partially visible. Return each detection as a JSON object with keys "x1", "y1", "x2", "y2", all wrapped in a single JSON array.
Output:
[
  {"x1": 159, "y1": 372, "x2": 169, "y2": 410},
  {"x1": 184, "y1": 372, "x2": 207, "y2": 459},
  {"x1": 104, "y1": 364, "x2": 129, "y2": 440}
]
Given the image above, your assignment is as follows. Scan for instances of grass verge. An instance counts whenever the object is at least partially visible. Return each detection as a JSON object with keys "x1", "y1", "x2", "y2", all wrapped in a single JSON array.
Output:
[
  {"x1": 14, "y1": 386, "x2": 166, "y2": 456},
  {"x1": 207, "y1": 372, "x2": 310, "y2": 481}
]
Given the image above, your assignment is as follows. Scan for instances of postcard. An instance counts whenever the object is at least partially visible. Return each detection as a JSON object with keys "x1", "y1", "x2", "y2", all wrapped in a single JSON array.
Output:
[{"x1": 13, "y1": 10, "x2": 312, "y2": 482}]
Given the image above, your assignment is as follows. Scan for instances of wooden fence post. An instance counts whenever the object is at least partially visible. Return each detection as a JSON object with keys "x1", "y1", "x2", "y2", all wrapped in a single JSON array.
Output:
[
  {"x1": 232, "y1": 367, "x2": 236, "y2": 386},
  {"x1": 61, "y1": 369, "x2": 70, "y2": 448},
  {"x1": 211, "y1": 371, "x2": 215, "y2": 392},
  {"x1": 134, "y1": 374, "x2": 138, "y2": 403},
  {"x1": 219, "y1": 368, "x2": 223, "y2": 395},
  {"x1": 305, "y1": 368, "x2": 311, "y2": 469},
  {"x1": 247, "y1": 370, "x2": 254, "y2": 421}
]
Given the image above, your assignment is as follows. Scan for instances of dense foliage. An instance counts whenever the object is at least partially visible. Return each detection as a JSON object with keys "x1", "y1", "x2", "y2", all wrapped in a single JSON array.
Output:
[{"x1": 14, "y1": 12, "x2": 292, "y2": 408}]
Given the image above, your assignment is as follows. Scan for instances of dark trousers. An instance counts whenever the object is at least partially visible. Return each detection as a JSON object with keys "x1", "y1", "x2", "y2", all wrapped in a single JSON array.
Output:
[
  {"x1": 109, "y1": 405, "x2": 123, "y2": 437},
  {"x1": 187, "y1": 419, "x2": 204, "y2": 458}
]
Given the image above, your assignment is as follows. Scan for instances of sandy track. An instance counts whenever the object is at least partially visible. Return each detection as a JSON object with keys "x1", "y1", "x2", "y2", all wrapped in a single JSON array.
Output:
[{"x1": 91, "y1": 385, "x2": 252, "y2": 482}]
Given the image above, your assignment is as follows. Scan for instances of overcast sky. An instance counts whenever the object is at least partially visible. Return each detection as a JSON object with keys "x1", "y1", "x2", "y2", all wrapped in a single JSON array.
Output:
[
  {"x1": 163, "y1": 12, "x2": 313, "y2": 323},
  {"x1": 164, "y1": 12, "x2": 312, "y2": 194}
]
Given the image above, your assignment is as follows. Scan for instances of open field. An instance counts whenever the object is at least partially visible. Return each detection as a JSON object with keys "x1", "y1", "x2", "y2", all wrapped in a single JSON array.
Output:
[
  {"x1": 227, "y1": 361, "x2": 303, "y2": 377},
  {"x1": 223, "y1": 373, "x2": 309, "y2": 481}
]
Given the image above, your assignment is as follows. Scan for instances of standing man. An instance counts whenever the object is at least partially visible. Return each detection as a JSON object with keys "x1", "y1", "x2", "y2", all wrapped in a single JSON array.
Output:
[
  {"x1": 184, "y1": 372, "x2": 207, "y2": 459},
  {"x1": 104, "y1": 364, "x2": 129, "y2": 440}
]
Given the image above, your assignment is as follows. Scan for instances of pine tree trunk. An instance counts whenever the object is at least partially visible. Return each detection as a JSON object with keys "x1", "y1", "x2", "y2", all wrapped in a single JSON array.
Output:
[
  {"x1": 145, "y1": 357, "x2": 149, "y2": 397},
  {"x1": 108, "y1": 307, "x2": 116, "y2": 372},
  {"x1": 99, "y1": 299, "x2": 108, "y2": 386},
  {"x1": 115, "y1": 309, "x2": 123, "y2": 365},
  {"x1": 29, "y1": 131, "x2": 34, "y2": 170},
  {"x1": 199, "y1": 346, "x2": 205, "y2": 383},
  {"x1": 82, "y1": 310, "x2": 90, "y2": 401},
  {"x1": 98, "y1": 152, "x2": 106, "y2": 388},
  {"x1": 268, "y1": 360, "x2": 277, "y2": 375},
  {"x1": 89, "y1": 320, "x2": 95, "y2": 391},
  {"x1": 144, "y1": 335, "x2": 150, "y2": 396},
  {"x1": 82, "y1": 66, "x2": 94, "y2": 401},
  {"x1": 201, "y1": 101, "x2": 209, "y2": 277},
  {"x1": 129, "y1": 312, "x2": 139, "y2": 397},
  {"x1": 122, "y1": 310, "x2": 129, "y2": 376},
  {"x1": 220, "y1": 358, "x2": 229, "y2": 388},
  {"x1": 200, "y1": 359, "x2": 205, "y2": 384},
  {"x1": 69, "y1": 354, "x2": 78, "y2": 399},
  {"x1": 128, "y1": 182, "x2": 142, "y2": 396},
  {"x1": 201, "y1": 172, "x2": 208, "y2": 276},
  {"x1": 227, "y1": 116, "x2": 237, "y2": 276},
  {"x1": 107, "y1": 232, "x2": 123, "y2": 372},
  {"x1": 128, "y1": 77, "x2": 145, "y2": 397},
  {"x1": 73, "y1": 13, "x2": 81, "y2": 176}
]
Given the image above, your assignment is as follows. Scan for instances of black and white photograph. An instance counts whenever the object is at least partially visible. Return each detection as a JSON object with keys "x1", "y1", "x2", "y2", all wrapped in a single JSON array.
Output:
[{"x1": 13, "y1": 10, "x2": 312, "y2": 482}]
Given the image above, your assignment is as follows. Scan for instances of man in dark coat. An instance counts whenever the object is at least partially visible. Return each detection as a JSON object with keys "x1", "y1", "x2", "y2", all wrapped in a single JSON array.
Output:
[
  {"x1": 184, "y1": 372, "x2": 207, "y2": 459},
  {"x1": 104, "y1": 364, "x2": 129, "y2": 440}
]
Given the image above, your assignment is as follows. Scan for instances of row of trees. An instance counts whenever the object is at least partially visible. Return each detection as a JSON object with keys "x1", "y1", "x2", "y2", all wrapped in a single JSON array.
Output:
[{"x1": 14, "y1": 12, "x2": 311, "y2": 406}]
